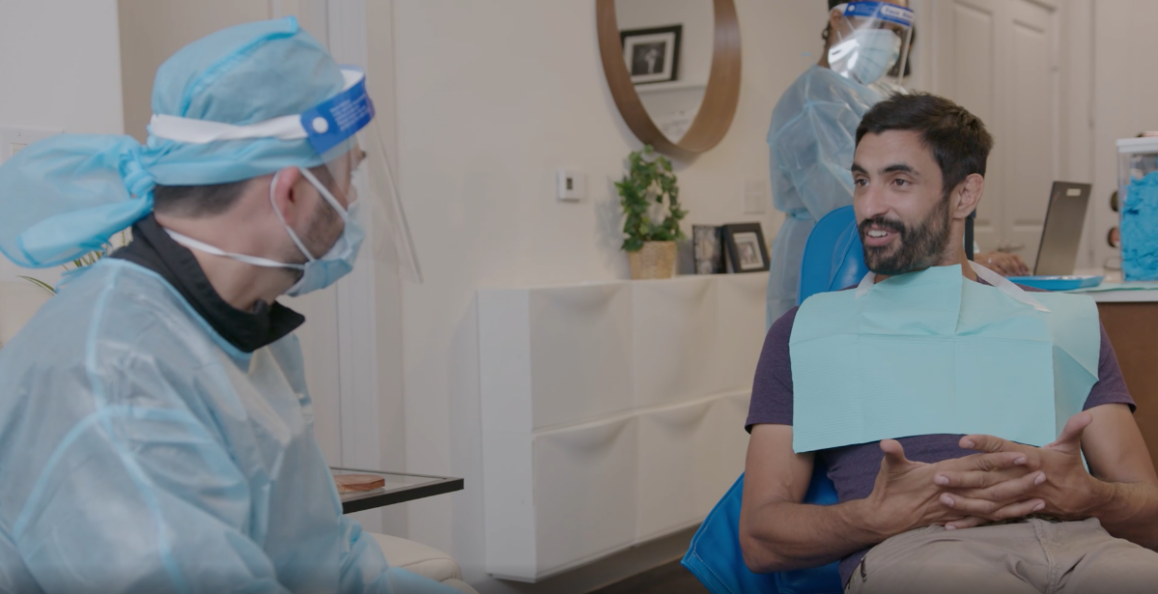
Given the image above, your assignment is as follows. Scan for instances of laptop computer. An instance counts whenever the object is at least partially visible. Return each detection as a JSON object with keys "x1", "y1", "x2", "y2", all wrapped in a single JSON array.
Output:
[{"x1": 1030, "y1": 181, "x2": 1092, "y2": 276}]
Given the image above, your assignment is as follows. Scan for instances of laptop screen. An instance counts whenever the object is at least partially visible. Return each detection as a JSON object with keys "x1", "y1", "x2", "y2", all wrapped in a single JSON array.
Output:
[{"x1": 1033, "y1": 182, "x2": 1092, "y2": 276}]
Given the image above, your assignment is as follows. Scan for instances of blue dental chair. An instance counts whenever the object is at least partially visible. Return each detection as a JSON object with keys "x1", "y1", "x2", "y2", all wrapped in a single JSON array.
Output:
[{"x1": 681, "y1": 205, "x2": 866, "y2": 594}]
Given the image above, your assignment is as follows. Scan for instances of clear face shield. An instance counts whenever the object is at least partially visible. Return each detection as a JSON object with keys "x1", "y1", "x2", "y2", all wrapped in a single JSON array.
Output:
[
  {"x1": 303, "y1": 69, "x2": 422, "y2": 284},
  {"x1": 827, "y1": 2, "x2": 914, "y2": 87},
  {"x1": 149, "y1": 66, "x2": 422, "y2": 285}
]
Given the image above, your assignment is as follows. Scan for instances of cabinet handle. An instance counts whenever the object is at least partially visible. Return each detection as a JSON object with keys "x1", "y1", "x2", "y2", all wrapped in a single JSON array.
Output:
[
  {"x1": 649, "y1": 399, "x2": 714, "y2": 430},
  {"x1": 540, "y1": 417, "x2": 633, "y2": 450}
]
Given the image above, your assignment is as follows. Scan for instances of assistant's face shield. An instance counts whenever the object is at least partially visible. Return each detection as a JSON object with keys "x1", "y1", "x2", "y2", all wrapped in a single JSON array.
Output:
[
  {"x1": 150, "y1": 67, "x2": 422, "y2": 284},
  {"x1": 826, "y1": 2, "x2": 914, "y2": 87}
]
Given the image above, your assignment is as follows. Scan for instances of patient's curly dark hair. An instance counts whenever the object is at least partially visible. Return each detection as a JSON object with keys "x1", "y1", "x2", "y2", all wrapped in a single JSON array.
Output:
[{"x1": 856, "y1": 93, "x2": 994, "y2": 202}]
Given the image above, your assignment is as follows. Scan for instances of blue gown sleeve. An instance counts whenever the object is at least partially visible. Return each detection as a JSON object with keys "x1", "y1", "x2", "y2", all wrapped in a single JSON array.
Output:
[
  {"x1": 10, "y1": 406, "x2": 291, "y2": 594},
  {"x1": 8, "y1": 391, "x2": 465, "y2": 593},
  {"x1": 772, "y1": 100, "x2": 863, "y2": 222}
]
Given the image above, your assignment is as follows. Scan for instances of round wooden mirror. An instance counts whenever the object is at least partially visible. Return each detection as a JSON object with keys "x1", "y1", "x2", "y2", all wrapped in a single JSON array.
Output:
[{"x1": 596, "y1": 0, "x2": 741, "y2": 160}]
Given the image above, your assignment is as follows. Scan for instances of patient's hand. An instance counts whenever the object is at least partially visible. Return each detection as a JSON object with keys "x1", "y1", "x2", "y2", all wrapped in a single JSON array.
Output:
[
  {"x1": 935, "y1": 412, "x2": 1103, "y2": 525},
  {"x1": 862, "y1": 439, "x2": 1038, "y2": 537}
]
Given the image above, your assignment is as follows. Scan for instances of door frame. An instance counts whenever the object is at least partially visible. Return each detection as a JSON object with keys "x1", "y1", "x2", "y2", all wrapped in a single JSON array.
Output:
[
  {"x1": 912, "y1": 0, "x2": 1091, "y2": 267},
  {"x1": 275, "y1": 0, "x2": 407, "y2": 534}
]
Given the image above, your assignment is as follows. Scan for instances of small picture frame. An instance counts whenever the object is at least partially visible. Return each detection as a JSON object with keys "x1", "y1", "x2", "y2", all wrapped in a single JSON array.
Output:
[
  {"x1": 693, "y1": 225, "x2": 725, "y2": 274},
  {"x1": 620, "y1": 25, "x2": 682, "y2": 85},
  {"x1": 723, "y1": 223, "x2": 770, "y2": 273}
]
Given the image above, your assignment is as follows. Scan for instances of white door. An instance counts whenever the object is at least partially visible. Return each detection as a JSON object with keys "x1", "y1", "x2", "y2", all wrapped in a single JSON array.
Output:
[
  {"x1": 927, "y1": 0, "x2": 1061, "y2": 266},
  {"x1": 1091, "y1": 0, "x2": 1158, "y2": 271}
]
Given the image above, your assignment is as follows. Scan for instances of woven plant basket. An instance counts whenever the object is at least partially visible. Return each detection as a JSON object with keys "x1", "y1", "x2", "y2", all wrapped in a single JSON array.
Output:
[{"x1": 628, "y1": 241, "x2": 677, "y2": 280}]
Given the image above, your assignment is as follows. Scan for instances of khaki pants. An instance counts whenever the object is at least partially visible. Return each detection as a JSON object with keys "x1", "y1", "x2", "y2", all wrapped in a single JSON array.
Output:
[{"x1": 845, "y1": 518, "x2": 1158, "y2": 594}]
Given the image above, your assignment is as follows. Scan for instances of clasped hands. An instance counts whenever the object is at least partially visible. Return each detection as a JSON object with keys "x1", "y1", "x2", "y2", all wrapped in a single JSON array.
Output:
[{"x1": 865, "y1": 412, "x2": 1107, "y2": 536}]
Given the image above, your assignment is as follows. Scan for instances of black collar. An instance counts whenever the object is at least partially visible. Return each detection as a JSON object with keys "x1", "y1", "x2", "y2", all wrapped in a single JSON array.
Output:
[{"x1": 111, "y1": 215, "x2": 305, "y2": 353}]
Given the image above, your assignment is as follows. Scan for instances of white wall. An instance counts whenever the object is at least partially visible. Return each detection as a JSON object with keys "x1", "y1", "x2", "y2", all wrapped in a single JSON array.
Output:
[
  {"x1": 118, "y1": 0, "x2": 272, "y2": 142},
  {"x1": 388, "y1": 1, "x2": 824, "y2": 590},
  {"x1": 0, "y1": 1, "x2": 123, "y2": 136},
  {"x1": 1091, "y1": 0, "x2": 1158, "y2": 271},
  {"x1": 0, "y1": 0, "x2": 125, "y2": 333}
]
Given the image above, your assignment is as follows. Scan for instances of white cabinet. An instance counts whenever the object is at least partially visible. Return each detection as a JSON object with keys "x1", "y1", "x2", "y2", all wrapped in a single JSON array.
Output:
[
  {"x1": 632, "y1": 277, "x2": 720, "y2": 408},
  {"x1": 479, "y1": 283, "x2": 633, "y2": 433},
  {"x1": 478, "y1": 274, "x2": 766, "y2": 581},
  {"x1": 637, "y1": 397, "x2": 726, "y2": 541},
  {"x1": 533, "y1": 417, "x2": 639, "y2": 573},
  {"x1": 717, "y1": 275, "x2": 770, "y2": 393},
  {"x1": 714, "y1": 391, "x2": 753, "y2": 486}
]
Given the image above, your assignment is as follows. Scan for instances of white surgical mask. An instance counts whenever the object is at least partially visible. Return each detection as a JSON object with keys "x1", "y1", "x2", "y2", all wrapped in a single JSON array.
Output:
[{"x1": 165, "y1": 168, "x2": 365, "y2": 296}]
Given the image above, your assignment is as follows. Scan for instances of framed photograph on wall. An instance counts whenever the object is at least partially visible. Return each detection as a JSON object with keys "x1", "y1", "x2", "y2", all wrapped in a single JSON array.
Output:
[
  {"x1": 619, "y1": 25, "x2": 682, "y2": 85},
  {"x1": 723, "y1": 223, "x2": 770, "y2": 273},
  {"x1": 693, "y1": 225, "x2": 725, "y2": 274}
]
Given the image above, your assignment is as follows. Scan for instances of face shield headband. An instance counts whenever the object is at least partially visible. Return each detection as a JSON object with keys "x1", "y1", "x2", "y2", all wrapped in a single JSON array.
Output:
[{"x1": 150, "y1": 67, "x2": 423, "y2": 284}]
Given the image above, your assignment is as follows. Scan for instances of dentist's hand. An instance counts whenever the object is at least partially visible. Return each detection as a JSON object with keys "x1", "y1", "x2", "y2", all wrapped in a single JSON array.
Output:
[{"x1": 935, "y1": 412, "x2": 1106, "y2": 525}]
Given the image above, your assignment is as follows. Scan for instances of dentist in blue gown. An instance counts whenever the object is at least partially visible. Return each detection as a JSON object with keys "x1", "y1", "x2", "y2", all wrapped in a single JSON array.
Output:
[{"x1": 0, "y1": 18, "x2": 457, "y2": 594}]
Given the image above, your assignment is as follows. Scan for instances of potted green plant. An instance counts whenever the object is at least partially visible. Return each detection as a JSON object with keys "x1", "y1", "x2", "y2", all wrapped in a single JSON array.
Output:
[{"x1": 616, "y1": 145, "x2": 687, "y2": 279}]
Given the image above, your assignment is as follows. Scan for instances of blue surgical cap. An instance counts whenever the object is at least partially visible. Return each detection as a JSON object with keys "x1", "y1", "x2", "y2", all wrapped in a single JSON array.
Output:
[{"x1": 0, "y1": 17, "x2": 348, "y2": 268}]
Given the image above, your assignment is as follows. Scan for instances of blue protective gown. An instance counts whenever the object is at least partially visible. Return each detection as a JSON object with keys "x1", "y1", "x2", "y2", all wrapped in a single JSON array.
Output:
[
  {"x1": 0, "y1": 259, "x2": 455, "y2": 593},
  {"x1": 766, "y1": 65, "x2": 883, "y2": 327}
]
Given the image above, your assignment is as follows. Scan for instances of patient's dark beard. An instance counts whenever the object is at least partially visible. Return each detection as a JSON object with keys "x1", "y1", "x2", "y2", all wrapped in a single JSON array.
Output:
[{"x1": 860, "y1": 198, "x2": 951, "y2": 275}]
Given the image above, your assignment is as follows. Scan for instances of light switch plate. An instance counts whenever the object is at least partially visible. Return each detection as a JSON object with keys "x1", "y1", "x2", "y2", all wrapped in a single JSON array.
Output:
[
  {"x1": 556, "y1": 170, "x2": 586, "y2": 202},
  {"x1": 0, "y1": 127, "x2": 62, "y2": 164},
  {"x1": 743, "y1": 179, "x2": 768, "y2": 214}
]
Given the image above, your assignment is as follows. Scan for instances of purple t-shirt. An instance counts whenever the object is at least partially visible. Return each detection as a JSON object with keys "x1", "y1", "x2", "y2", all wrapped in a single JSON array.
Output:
[{"x1": 745, "y1": 282, "x2": 1136, "y2": 585}]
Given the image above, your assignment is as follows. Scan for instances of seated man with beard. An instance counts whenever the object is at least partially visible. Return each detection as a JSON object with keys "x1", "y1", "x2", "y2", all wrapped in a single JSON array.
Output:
[{"x1": 739, "y1": 93, "x2": 1158, "y2": 594}]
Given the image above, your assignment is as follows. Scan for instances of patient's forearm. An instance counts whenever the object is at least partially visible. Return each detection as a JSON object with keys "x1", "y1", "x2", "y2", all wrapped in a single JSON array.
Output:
[
  {"x1": 741, "y1": 498, "x2": 884, "y2": 573},
  {"x1": 1092, "y1": 480, "x2": 1158, "y2": 549}
]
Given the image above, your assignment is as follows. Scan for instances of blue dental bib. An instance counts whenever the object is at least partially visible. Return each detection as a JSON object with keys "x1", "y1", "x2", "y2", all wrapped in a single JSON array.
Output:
[{"x1": 790, "y1": 263, "x2": 1099, "y2": 453}]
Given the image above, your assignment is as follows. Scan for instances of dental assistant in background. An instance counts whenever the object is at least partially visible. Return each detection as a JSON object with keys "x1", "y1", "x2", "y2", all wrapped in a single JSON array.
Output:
[
  {"x1": 0, "y1": 18, "x2": 451, "y2": 594},
  {"x1": 765, "y1": 1, "x2": 1025, "y2": 327}
]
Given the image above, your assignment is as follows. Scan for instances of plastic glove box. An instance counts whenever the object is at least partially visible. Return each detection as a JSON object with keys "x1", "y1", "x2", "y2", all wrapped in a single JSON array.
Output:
[{"x1": 1118, "y1": 137, "x2": 1158, "y2": 280}]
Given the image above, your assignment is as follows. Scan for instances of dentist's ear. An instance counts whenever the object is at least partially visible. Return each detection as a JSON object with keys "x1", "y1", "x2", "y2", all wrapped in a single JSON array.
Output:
[
  {"x1": 952, "y1": 173, "x2": 985, "y2": 220},
  {"x1": 269, "y1": 167, "x2": 306, "y2": 225}
]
